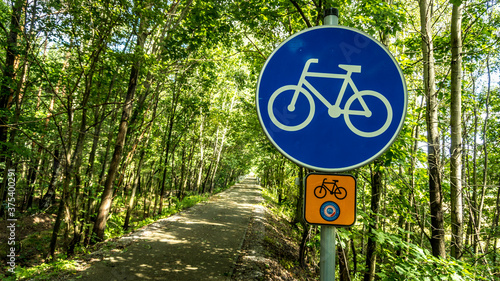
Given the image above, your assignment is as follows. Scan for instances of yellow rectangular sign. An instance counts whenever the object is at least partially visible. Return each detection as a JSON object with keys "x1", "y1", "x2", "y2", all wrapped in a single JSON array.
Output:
[{"x1": 304, "y1": 173, "x2": 356, "y2": 226}]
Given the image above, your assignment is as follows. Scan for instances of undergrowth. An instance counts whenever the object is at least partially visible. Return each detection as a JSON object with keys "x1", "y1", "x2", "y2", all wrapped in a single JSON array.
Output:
[
  {"x1": 259, "y1": 186, "x2": 317, "y2": 280},
  {"x1": 262, "y1": 188, "x2": 296, "y2": 220}
]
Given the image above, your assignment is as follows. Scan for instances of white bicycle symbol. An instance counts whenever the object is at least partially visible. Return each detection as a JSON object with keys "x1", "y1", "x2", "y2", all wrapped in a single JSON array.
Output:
[{"x1": 268, "y1": 58, "x2": 393, "y2": 138}]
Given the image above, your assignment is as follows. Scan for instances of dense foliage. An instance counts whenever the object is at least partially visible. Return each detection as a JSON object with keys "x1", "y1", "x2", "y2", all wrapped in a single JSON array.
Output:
[{"x1": 0, "y1": 0, "x2": 499, "y2": 279}]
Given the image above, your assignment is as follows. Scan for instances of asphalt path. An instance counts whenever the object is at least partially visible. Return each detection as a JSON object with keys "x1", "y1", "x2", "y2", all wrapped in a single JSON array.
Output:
[{"x1": 75, "y1": 177, "x2": 262, "y2": 281}]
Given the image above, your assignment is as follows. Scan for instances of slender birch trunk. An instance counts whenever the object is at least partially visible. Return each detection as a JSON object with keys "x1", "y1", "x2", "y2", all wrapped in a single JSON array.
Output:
[
  {"x1": 450, "y1": 2, "x2": 463, "y2": 259},
  {"x1": 419, "y1": 0, "x2": 445, "y2": 258}
]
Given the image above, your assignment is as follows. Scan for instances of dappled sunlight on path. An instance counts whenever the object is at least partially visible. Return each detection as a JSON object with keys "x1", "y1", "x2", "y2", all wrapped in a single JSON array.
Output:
[{"x1": 76, "y1": 178, "x2": 262, "y2": 281}]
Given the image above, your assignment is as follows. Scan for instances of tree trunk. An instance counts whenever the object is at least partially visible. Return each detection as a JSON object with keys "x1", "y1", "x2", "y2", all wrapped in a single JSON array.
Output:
[
  {"x1": 364, "y1": 163, "x2": 382, "y2": 281},
  {"x1": 297, "y1": 166, "x2": 310, "y2": 268},
  {"x1": 491, "y1": 179, "x2": 500, "y2": 266},
  {"x1": 0, "y1": 0, "x2": 23, "y2": 155},
  {"x1": 209, "y1": 96, "x2": 235, "y2": 193},
  {"x1": 158, "y1": 78, "x2": 182, "y2": 214},
  {"x1": 475, "y1": 56, "x2": 492, "y2": 264},
  {"x1": 92, "y1": 23, "x2": 147, "y2": 242},
  {"x1": 182, "y1": 137, "x2": 197, "y2": 197},
  {"x1": 67, "y1": 41, "x2": 107, "y2": 254},
  {"x1": 178, "y1": 146, "x2": 187, "y2": 199},
  {"x1": 471, "y1": 96, "x2": 479, "y2": 254},
  {"x1": 158, "y1": 118, "x2": 174, "y2": 214},
  {"x1": 124, "y1": 150, "x2": 145, "y2": 230},
  {"x1": 82, "y1": 121, "x2": 103, "y2": 244},
  {"x1": 48, "y1": 144, "x2": 73, "y2": 260},
  {"x1": 196, "y1": 112, "x2": 205, "y2": 191},
  {"x1": 0, "y1": 0, "x2": 23, "y2": 217},
  {"x1": 419, "y1": 0, "x2": 445, "y2": 258},
  {"x1": 401, "y1": 111, "x2": 422, "y2": 256},
  {"x1": 450, "y1": 2, "x2": 463, "y2": 259},
  {"x1": 40, "y1": 149, "x2": 60, "y2": 209},
  {"x1": 338, "y1": 238, "x2": 351, "y2": 281},
  {"x1": 49, "y1": 45, "x2": 101, "y2": 257}
]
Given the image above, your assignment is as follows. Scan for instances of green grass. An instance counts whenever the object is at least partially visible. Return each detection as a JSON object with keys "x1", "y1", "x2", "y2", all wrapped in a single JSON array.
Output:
[
  {"x1": 22, "y1": 259, "x2": 78, "y2": 280},
  {"x1": 261, "y1": 188, "x2": 296, "y2": 220},
  {"x1": 1, "y1": 256, "x2": 78, "y2": 281}
]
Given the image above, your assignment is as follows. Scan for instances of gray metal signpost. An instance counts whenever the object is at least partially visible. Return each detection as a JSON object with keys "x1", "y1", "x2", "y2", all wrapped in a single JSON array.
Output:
[
  {"x1": 320, "y1": 225, "x2": 336, "y2": 281},
  {"x1": 320, "y1": 8, "x2": 339, "y2": 281}
]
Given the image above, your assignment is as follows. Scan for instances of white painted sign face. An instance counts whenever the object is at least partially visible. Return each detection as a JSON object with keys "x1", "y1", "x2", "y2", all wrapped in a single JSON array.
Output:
[{"x1": 256, "y1": 26, "x2": 407, "y2": 172}]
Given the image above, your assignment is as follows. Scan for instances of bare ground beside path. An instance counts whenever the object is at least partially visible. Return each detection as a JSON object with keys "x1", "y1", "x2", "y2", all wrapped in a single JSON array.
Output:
[{"x1": 74, "y1": 178, "x2": 263, "y2": 281}]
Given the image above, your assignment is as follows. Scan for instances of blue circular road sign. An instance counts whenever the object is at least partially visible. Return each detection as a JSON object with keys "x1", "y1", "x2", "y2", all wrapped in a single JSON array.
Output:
[{"x1": 256, "y1": 25, "x2": 407, "y2": 172}]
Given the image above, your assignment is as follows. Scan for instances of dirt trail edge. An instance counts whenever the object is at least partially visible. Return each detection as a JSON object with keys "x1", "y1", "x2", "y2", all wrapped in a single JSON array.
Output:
[{"x1": 76, "y1": 177, "x2": 263, "y2": 281}]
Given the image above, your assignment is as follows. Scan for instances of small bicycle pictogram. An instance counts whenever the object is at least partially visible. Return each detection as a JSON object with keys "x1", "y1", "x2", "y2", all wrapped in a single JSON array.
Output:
[
  {"x1": 314, "y1": 178, "x2": 347, "y2": 200},
  {"x1": 268, "y1": 58, "x2": 393, "y2": 138}
]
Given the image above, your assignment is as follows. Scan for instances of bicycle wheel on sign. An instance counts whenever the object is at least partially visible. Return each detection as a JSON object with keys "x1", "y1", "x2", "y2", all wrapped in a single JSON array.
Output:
[
  {"x1": 333, "y1": 186, "x2": 347, "y2": 200},
  {"x1": 344, "y1": 90, "x2": 392, "y2": 138},
  {"x1": 268, "y1": 85, "x2": 315, "y2": 131},
  {"x1": 314, "y1": 186, "x2": 327, "y2": 199}
]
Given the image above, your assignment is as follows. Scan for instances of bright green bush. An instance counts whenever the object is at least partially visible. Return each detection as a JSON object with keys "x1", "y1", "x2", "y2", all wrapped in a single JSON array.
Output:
[{"x1": 375, "y1": 230, "x2": 483, "y2": 281}]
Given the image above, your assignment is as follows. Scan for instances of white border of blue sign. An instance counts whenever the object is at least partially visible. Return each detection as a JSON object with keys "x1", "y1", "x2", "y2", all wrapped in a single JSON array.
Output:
[{"x1": 256, "y1": 25, "x2": 407, "y2": 172}]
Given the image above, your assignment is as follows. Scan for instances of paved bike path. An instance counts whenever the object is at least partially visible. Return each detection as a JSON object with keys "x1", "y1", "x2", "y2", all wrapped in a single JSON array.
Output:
[{"x1": 76, "y1": 178, "x2": 262, "y2": 280}]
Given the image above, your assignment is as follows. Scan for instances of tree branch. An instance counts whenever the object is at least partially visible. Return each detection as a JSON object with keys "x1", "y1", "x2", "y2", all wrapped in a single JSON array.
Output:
[
  {"x1": 0, "y1": 21, "x2": 6, "y2": 34},
  {"x1": 289, "y1": 0, "x2": 312, "y2": 28}
]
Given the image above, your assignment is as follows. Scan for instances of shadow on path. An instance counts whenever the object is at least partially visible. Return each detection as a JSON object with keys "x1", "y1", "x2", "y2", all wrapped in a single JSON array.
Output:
[{"x1": 76, "y1": 178, "x2": 262, "y2": 281}]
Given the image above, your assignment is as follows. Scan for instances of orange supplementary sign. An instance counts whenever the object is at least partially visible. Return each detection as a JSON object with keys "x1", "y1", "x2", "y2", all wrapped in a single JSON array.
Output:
[{"x1": 303, "y1": 173, "x2": 356, "y2": 226}]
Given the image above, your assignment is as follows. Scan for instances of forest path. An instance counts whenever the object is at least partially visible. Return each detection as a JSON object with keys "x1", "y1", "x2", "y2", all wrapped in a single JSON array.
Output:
[{"x1": 76, "y1": 177, "x2": 262, "y2": 281}]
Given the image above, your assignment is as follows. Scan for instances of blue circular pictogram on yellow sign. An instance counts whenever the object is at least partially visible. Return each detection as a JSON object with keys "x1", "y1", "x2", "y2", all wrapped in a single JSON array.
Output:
[{"x1": 320, "y1": 201, "x2": 340, "y2": 221}]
